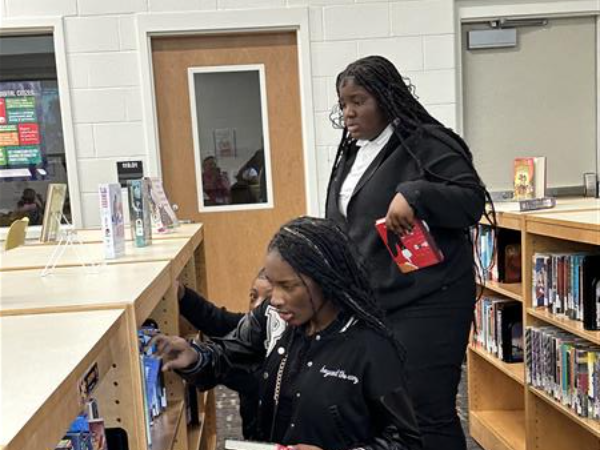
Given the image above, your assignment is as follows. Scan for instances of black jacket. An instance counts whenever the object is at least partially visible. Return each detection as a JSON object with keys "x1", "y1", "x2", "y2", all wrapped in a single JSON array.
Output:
[
  {"x1": 179, "y1": 288, "x2": 259, "y2": 439},
  {"x1": 326, "y1": 125, "x2": 485, "y2": 312},
  {"x1": 180, "y1": 301, "x2": 422, "y2": 450}
]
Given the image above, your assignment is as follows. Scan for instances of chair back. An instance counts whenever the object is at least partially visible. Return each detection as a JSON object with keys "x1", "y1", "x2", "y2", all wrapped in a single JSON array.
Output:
[{"x1": 4, "y1": 217, "x2": 30, "y2": 251}]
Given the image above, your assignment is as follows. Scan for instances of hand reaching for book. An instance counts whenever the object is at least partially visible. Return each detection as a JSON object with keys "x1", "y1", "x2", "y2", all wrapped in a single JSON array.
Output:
[
  {"x1": 385, "y1": 193, "x2": 415, "y2": 235},
  {"x1": 151, "y1": 334, "x2": 199, "y2": 372}
]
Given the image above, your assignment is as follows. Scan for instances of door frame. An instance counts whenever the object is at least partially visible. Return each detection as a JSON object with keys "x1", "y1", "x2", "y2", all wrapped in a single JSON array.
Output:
[
  {"x1": 136, "y1": 7, "x2": 319, "y2": 215},
  {"x1": 455, "y1": 0, "x2": 600, "y2": 175}
]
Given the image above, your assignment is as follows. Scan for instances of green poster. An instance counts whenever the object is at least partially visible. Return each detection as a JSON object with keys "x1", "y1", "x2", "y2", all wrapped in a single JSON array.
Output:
[
  {"x1": 6, "y1": 96, "x2": 36, "y2": 109},
  {"x1": 0, "y1": 147, "x2": 6, "y2": 166},
  {"x1": 6, "y1": 146, "x2": 42, "y2": 165},
  {"x1": 0, "y1": 125, "x2": 17, "y2": 132}
]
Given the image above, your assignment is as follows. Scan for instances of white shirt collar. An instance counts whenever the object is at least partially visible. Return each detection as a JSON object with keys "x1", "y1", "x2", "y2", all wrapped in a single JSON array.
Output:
[{"x1": 355, "y1": 124, "x2": 394, "y2": 148}]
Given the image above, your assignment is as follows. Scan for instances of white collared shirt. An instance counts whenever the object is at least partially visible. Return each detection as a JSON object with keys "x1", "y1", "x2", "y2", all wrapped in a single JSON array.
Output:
[{"x1": 338, "y1": 124, "x2": 394, "y2": 217}]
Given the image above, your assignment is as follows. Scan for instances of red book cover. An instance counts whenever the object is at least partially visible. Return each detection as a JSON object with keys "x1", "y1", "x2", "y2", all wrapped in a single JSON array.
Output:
[{"x1": 375, "y1": 218, "x2": 444, "y2": 273}]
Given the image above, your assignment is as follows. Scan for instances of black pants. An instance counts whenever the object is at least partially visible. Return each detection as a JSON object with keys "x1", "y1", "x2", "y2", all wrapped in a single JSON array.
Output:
[{"x1": 387, "y1": 279, "x2": 475, "y2": 450}]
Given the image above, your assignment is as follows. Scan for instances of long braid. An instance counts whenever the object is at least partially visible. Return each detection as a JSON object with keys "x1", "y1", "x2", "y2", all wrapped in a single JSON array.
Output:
[
  {"x1": 268, "y1": 217, "x2": 406, "y2": 360},
  {"x1": 330, "y1": 55, "x2": 497, "y2": 293}
]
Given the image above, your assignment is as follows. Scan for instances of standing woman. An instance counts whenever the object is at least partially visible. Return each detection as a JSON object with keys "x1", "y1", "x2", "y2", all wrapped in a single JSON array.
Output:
[{"x1": 326, "y1": 55, "x2": 492, "y2": 450}]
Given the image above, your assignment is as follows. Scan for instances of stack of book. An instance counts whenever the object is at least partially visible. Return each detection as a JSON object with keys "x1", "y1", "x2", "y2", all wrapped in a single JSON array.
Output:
[
  {"x1": 533, "y1": 253, "x2": 600, "y2": 329},
  {"x1": 474, "y1": 225, "x2": 522, "y2": 284},
  {"x1": 473, "y1": 296, "x2": 523, "y2": 363},
  {"x1": 526, "y1": 325, "x2": 600, "y2": 419},
  {"x1": 138, "y1": 323, "x2": 168, "y2": 445}
]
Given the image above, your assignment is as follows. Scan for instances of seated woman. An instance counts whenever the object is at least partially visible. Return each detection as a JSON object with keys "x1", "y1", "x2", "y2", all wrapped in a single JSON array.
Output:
[{"x1": 153, "y1": 217, "x2": 422, "y2": 450}]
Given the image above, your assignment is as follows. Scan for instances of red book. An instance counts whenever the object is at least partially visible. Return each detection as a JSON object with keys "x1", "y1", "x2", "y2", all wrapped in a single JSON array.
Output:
[{"x1": 375, "y1": 218, "x2": 444, "y2": 273}]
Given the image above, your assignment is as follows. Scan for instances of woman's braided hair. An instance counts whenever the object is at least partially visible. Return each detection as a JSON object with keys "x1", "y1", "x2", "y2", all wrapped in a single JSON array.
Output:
[{"x1": 268, "y1": 216, "x2": 405, "y2": 359}]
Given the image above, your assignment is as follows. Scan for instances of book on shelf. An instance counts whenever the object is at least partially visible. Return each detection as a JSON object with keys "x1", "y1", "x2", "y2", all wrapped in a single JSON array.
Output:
[
  {"x1": 40, "y1": 183, "x2": 67, "y2": 242},
  {"x1": 127, "y1": 178, "x2": 152, "y2": 248},
  {"x1": 146, "y1": 177, "x2": 179, "y2": 233},
  {"x1": 533, "y1": 252, "x2": 600, "y2": 329},
  {"x1": 474, "y1": 225, "x2": 521, "y2": 283},
  {"x1": 526, "y1": 325, "x2": 600, "y2": 419},
  {"x1": 225, "y1": 440, "x2": 292, "y2": 450},
  {"x1": 513, "y1": 156, "x2": 546, "y2": 200},
  {"x1": 98, "y1": 183, "x2": 125, "y2": 259},
  {"x1": 375, "y1": 218, "x2": 444, "y2": 273},
  {"x1": 473, "y1": 296, "x2": 523, "y2": 363}
]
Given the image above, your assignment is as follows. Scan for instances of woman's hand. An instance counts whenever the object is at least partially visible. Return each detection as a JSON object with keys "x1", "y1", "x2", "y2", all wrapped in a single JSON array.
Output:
[
  {"x1": 151, "y1": 334, "x2": 199, "y2": 372},
  {"x1": 385, "y1": 193, "x2": 415, "y2": 235}
]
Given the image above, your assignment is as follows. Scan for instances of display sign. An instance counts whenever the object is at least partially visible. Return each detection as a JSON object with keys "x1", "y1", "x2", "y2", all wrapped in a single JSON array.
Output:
[
  {"x1": 117, "y1": 160, "x2": 144, "y2": 188},
  {"x1": 0, "y1": 82, "x2": 42, "y2": 169}
]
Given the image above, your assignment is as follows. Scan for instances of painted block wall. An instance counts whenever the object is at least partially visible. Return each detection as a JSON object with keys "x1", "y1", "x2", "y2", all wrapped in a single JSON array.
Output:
[{"x1": 2, "y1": 0, "x2": 457, "y2": 224}]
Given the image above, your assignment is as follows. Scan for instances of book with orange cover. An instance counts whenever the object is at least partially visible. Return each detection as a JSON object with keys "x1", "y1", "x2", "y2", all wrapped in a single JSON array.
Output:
[
  {"x1": 513, "y1": 157, "x2": 535, "y2": 200},
  {"x1": 375, "y1": 218, "x2": 444, "y2": 273}
]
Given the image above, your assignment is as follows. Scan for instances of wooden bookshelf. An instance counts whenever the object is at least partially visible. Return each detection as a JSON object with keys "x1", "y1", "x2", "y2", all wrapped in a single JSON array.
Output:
[
  {"x1": 0, "y1": 310, "x2": 131, "y2": 450},
  {"x1": 527, "y1": 308, "x2": 600, "y2": 346},
  {"x1": 470, "y1": 200, "x2": 600, "y2": 450},
  {"x1": 151, "y1": 401, "x2": 186, "y2": 450},
  {"x1": 470, "y1": 410, "x2": 526, "y2": 450},
  {"x1": 480, "y1": 280, "x2": 523, "y2": 302},
  {"x1": 0, "y1": 225, "x2": 216, "y2": 450},
  {"x1": 529, "y1": 387, "x2": 600, "y2": 439},
  {"x1": 469, "y1": 345, "x2": 525, "y2": 385}
]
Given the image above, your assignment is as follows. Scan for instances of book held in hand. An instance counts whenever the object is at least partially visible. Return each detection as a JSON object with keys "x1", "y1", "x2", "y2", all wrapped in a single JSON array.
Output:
[{"x1": 375, "y1": 218, "x2": 444, "y2": 273}]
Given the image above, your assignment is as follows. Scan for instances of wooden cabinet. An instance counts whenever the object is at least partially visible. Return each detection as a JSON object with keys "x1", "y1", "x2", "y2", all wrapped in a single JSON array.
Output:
[{"x1": 469, "y1": 201, "x2": 600, "y2": 450}]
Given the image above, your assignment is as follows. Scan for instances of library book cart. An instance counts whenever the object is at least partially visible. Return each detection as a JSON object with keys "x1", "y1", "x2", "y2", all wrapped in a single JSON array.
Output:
[
  {"x1": 468, "y1": 198, "x2": 600, "y2": 450},
  {"x1": 0, "y1": 224, "x2": 216, "y2": 450}
]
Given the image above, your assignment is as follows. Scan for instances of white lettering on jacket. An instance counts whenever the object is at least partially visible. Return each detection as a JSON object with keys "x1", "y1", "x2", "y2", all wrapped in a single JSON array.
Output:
[
  {"x1": 320, "y1": 366, "x2": 359, "y2": 385},
  {"x1": 265, "y1": 305, "x2": 286, "y2": 356}
]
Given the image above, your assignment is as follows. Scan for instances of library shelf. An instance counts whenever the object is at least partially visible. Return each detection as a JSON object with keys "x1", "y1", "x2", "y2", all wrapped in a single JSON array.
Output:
[
  {"x1": 480, "y1": 280, "x2": 523, "y2": 302},
  {"x1": 528, "y1": 387, "x2": 600, "y2": 439},
  {"x1": 470, "y1": 409, "x2": 525, "y2": 450},
  {"x1": 527, "y1": 307, "x2": 600, "y2": 346},
  {"x1": 469, "y1": 345, "x2": 525, "y2": 386},
  {"x1": 151, "y1": 401, "x2": 186, "y2": 450}
]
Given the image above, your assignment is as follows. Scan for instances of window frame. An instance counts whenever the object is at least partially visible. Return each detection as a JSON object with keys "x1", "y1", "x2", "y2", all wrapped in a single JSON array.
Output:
[{"x1": 0, "y1": 17, "x2": 82, "y2": 237}]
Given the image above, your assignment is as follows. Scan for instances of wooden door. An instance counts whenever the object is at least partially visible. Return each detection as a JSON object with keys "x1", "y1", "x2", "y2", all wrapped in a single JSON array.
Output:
[{"x1": 152, "y1": 32, "x2": 306, "y2": 312}]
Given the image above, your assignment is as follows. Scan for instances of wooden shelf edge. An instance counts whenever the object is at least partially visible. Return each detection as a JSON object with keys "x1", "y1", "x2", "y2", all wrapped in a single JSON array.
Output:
[
  {"x1": 481, "y1": 213, "x2": 523, "y2": 231},
  {"x1": 527, "y1": 308, "x2": 600, "y2": 346},
  {"x1": 187, "y1": 421, "x2": 202, "y2": 450},
  {"x1": 469, "y1": 409, "x2": 526, "y2": 450},
  {"x1": 468, "y1": 345, "x2": 525, "y2": 385},
  {"x1": 528, "y1": 386, "x2": 600, "y2": 439},
  {"x1": 150, "y1": 400, "x2": 185, "y2": 450},
  {"x1": 479, "y1": 280, "x2": 523, "y2": 302}
]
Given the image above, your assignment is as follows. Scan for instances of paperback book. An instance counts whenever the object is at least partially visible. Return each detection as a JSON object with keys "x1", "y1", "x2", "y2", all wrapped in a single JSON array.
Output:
[
  {"x1": 40, "y1": 183, "x2": 67, "y2": 242},
  {"x1": 127, "y1": 178, "x2": 152, "y2": 247},
  {"x1": 98, "y1": 183, "x2": 125, "y2": 259},
  {"x1": 146, "y1": 177, "x2": 179, "y2": 233},
  {"x1": 513, "y1": 156, "x2": 547, "y2": 200}
]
